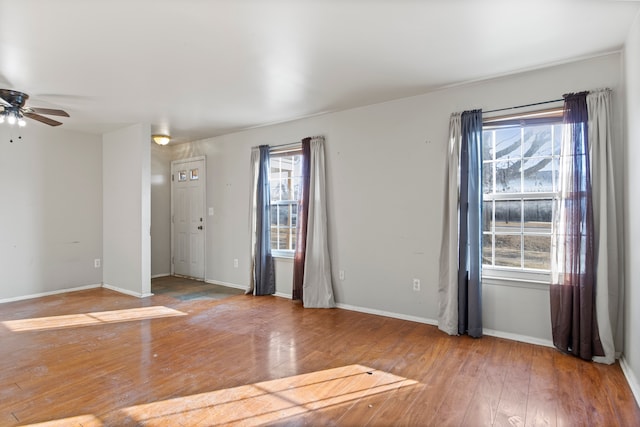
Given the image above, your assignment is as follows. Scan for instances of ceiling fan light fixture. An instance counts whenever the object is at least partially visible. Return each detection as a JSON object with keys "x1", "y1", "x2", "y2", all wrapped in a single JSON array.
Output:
[
  {"x1": 0, "y1": 89, "x2": 68, "y2": 127},
  {"x1": 152, "y1": 134, "x2": 171, "y2": 145}
]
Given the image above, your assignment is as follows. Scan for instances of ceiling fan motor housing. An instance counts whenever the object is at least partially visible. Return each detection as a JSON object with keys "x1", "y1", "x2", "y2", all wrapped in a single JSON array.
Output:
[{"x1": 0, "y1": 89, "x2": 29, "y2": 108}]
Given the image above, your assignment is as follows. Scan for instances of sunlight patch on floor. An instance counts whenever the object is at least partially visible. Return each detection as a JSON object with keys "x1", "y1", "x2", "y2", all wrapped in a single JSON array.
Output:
[
  {"x1": 2, "y1": 306, "x2": 186, "y2": 332},
  {"x1": 116, "y1": 364, "x2": 418, "y2": 425},
  {"x1": 19, "y1": 364, "x2": 418, "y2": 426},
  {"x1": 20, "y1": 414, "x2": 103, "y2": 426}
]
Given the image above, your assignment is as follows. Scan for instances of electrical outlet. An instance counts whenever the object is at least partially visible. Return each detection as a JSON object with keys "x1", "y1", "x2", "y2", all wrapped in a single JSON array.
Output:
[
  {"x1": 233, "y1": 258, "x2": 239, "y2": 268},
  {"x1": 413, "y1": 278, "x2": 420, "y2": 291},
  {"x1": 94, "y1": 259, "x2": 101, "y2": 268},
  {"x1": 339, "y1": 270, "x2": 345, "y2": 280}
]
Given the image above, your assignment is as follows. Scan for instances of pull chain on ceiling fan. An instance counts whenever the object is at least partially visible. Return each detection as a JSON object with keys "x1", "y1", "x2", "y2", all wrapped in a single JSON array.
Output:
[{"x1": 0, "y1": 89, "x2": 69, "y2": 127}]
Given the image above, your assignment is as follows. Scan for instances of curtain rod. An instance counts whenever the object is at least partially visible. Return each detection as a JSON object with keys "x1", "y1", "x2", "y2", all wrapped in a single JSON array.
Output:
[
  {"x1": 270, "y1": 141, "x2": 301, "y2": 149},
  {"x1": 484, "y1": 98, "x2": 564, "y2": 114},
  {"x1": 251, "y1": 141, "x2": 301, "y2": 150}
]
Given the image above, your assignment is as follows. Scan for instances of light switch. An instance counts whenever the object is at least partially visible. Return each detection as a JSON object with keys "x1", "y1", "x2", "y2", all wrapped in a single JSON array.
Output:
[{"x1": 208, "y1": 207, "x2": 214, "y2": 216}]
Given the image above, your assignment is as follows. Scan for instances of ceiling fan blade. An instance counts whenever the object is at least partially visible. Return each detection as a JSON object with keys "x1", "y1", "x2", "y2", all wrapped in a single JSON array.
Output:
[
  {"x1": 29, "y1": 107, "x2": 70, "y2": 117},
  {"x1": 0, "y1": 96, "x2": 10, "y2": 108},
  {"x1": 24, "y1": 112, "x2": 63, "y2": 126}
]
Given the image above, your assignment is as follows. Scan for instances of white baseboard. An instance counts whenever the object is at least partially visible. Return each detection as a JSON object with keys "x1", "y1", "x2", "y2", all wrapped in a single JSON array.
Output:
[
  {"x1": 151, "y1": 273, "x2": 171, "y2": 279},
  {"x1": 620, "y1": 356, "x2": 640, "y2": 407},
  {"x1": 334, "y1": 302, "x2": 554, "y2": 349},
  {"x1": 482, "y1": 328, "x2": 554, "y2": 348},
  {"x1": 274, "y1": 292, "x2": 291, "y2": 299},
  {"x1": 204, "y1": 279, "x2": 292, "y2": 299},
  {"x1": 0, "y1": 283, "x2": 102, "y2": 304},
  {"x1": 204, "y1": 279, "x2": 249, "y2": 292},
  {"x1": 102, "y1": 283, "x2": 153, "y2": 298},
  {"x1": 335, "y1": 302, "x2": 438, "y2": 326}
]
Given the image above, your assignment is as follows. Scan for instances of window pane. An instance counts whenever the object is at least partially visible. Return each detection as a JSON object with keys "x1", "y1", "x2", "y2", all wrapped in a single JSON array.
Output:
[
  {"x1": 495, "y1": 235, "x2": 522, "y2": 268},
  {"x1": 495, "y1": 128, "x2": 521, "y2": 162},
  {"x1": 280, "y1": 205, "x2": 290, "y2": 225},
  {"x1": 524, "y1": 235, "x2": 551, "y2": 270},
  {"x1": 523, "y1": 199, "x2": 552, "y2": 232},
  {"x1": 523, "y1": 125, "x2": 552, "y2": 157},
  {"x1": 279, "y1": 228, "x2": 290, "y2": 250},
  {"x1": 270, "y1": 205, "x2": 279, "y2": 226},
  {"x1": 494, "y1": 200, "x2": 521, "y2": 233},
  {"x1": 483, "y1": 130, "x2": 494, "y2": 161},
  {"x1": 291, "y1": 231, "x2": 297, "y2": 251},
  {"x1": 270, "y1": 227, "x2": 279, "y2": 249},
  {"x1": 291, "y1": 204, "x2": 298, "y2": 228},
  {"x1": 523, "y1": 157, "x2": 554, "y2": 192},
  {"x1": 553, "y1": 124, "x2": 563, "y2": 156},
  {"x1": 552, "y1": 157, "x2": 560, "y2": 192},
  {"x1": 495, "y1": 160, "x2": 521, "y2": 193},
  {"x1": 292, "y1": 176, "x2": 302, "y2": 201},
  {"x1": 283, "y1": 177, "x2": 292, "y2": 200},
  {"x1": 482, "y1": 234, "x2": 493, "y2": 266},
  {"x1": 270, "y1": 179, "x2": 281, "y2": 201},
  {"x1": 483, "y1": 201, "x2": 493, "y2": 232},
  {"x1": 483, "y1": 162, "x2": 494, "y2": 194}
]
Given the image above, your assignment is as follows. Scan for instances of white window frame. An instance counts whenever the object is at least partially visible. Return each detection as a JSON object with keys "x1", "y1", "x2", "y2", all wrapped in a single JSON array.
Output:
[
  {"x1": 269, "y1": 146, "x2": 302, "y2": 259},
  {"x1": 481, "y1": 108, "x2": 563, "y2": 286}
]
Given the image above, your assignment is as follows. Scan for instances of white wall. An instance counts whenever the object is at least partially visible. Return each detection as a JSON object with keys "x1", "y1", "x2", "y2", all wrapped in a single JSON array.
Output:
[
  {"x1": 151, "y1": 142, "x2": 172, "y2": 277},
  {"x1": 158, "y1": 53, "x2": 624, "y2": 344},
  {"x1": 623, "y1": 11, "x2": 640, "y2": 403},
  {"x1": 0, "y1": 125, "x2": 102, "y2": 301},
  {"x1": 103, "y1": 124, "x2": 151, "y2": 297}
]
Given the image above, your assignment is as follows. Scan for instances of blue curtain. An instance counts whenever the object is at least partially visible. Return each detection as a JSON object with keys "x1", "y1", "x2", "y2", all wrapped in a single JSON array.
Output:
[
  {"x1": 254, "y1": 145, "x2": 276, "y2": 295},
  {"x1": 458, "y1": 110, "x2": 483, "y2": 337}
]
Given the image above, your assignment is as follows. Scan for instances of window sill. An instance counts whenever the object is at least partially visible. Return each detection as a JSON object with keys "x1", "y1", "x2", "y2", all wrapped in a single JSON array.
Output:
[
  {"x1": 482, "y1": 275, "x2": 549, "y2": 290},
  {"x1": 272, "y1": 251, "x2": 294, "y2": 260},
  {"x1": 482, "y1": 266, "x2": 549, "y2": 289}
]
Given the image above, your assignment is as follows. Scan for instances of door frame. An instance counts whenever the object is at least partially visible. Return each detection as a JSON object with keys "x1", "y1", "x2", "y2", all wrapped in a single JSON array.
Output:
[{"x1": 170, "y1": 156, "x2": 207, "y2": 279}]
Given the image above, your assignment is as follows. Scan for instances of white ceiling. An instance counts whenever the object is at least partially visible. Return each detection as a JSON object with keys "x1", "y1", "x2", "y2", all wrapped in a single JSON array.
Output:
[{"x1": 1, "y1": 0, "x2": 638, "y2": 143}]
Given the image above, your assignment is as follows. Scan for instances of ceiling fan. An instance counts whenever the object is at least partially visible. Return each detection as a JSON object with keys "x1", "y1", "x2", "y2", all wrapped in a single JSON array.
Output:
[{"x1": 0, "y1": 89, "x2": 69, "y2": 127}]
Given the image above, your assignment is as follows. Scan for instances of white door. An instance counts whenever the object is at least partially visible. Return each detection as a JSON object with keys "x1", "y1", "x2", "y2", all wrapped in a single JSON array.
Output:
[{"x1": 171, "y1": 158, "x2": 205, "y2": 279}]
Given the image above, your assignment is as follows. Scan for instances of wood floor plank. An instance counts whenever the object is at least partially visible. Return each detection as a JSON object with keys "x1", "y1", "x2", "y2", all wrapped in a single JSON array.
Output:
[
  {"x1": 0, "y1": 277, "x2": 638, "y2": 426},
  {"x1": 461, "y1": 336, "x2": 506, "y2": 427},
  {"x1": 493, "y1": 342, "x2": 534, "y2": 427},
  {"x1": 601, "y1": 361, "x2": 640, "y2": 425},
  {"x1": 524, "y1": 345, "x2": 558, "y2": 427}
]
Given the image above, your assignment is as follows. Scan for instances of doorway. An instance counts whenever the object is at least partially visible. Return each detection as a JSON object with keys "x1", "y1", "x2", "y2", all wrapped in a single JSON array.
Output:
[{"x1": 171, "y1": 157, "x2": 206, "y2": 279}]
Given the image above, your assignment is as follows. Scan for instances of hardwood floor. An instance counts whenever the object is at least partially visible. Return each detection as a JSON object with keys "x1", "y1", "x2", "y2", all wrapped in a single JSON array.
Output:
[{"x1": 0, "y1": 277, "x2": 638, "y2": 426}]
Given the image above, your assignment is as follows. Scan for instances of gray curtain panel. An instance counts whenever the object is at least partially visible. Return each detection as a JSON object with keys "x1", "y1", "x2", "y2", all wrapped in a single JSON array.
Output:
[
  {"x1": 588, "y1": 89, "x2": 622, "y2": 364},
  {"x1": 438, "y1": 113, "x2": 462, "y2": 335}
]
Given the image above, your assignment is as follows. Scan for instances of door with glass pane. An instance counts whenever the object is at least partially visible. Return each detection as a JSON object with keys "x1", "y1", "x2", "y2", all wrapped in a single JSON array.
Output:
[{"x1": 171, "y1": 158, "x2": 205, "y2": 279}]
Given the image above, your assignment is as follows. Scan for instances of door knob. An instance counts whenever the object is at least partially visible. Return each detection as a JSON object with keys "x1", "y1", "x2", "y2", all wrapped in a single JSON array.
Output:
[{"x1": 198, "y1": 226, "x2": 203, "y2": 230}]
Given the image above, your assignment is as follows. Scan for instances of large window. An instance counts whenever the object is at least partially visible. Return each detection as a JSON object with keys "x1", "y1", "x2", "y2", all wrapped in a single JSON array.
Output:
[
  {"x1": 269, "y1": 149, "x2": 302, "y2": 256},
  {"x1": 482, "y1": 110, "x2": 562, "y2": 280}
]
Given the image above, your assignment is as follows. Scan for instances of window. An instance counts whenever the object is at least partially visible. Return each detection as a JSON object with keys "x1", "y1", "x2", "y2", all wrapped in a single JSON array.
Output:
[
  {"x1": 269, "y1": 149, "x2": 303, "y2": 256},
  {"x1": 482, "y1": 109, "x2": 563, "y2": 281}
]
